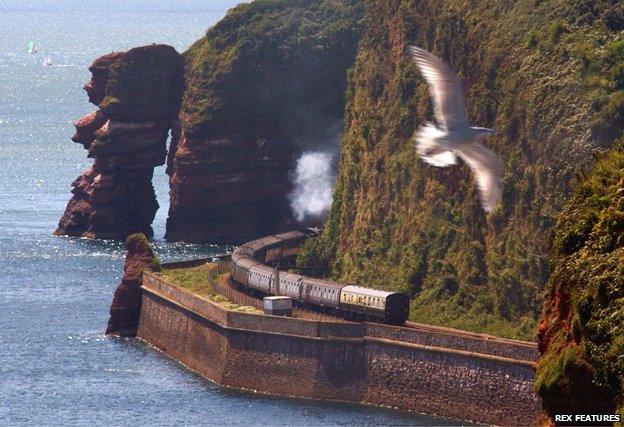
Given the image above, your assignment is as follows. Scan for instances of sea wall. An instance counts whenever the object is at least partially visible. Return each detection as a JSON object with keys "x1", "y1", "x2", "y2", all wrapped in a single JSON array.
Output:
[{"x1": 136, "y1": 270, "x2": 541, "y2": 425}]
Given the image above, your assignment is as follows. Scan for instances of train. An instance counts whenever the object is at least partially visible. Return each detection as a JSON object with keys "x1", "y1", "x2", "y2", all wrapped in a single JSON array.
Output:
[{"x1": 229, "y1": 230, "x2": 410, "y2": 325}]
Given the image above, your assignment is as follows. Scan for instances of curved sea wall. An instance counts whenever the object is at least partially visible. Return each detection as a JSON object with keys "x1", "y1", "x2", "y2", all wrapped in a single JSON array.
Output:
[{"x1": 137, "y1": 267, "x2": 540, "y2": 425}]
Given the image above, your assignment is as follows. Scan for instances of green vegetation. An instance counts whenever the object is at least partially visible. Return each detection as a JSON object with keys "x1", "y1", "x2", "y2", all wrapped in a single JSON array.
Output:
[
  {"x1": 158, "y1": 264, "x2": 261, "y2": 314},
  {"x1": 101, "y1": 44, "x2": 184, "y2": 121},
  {"x1": 181, "y1": 0, "x2": 363, "y2": 138},
  {"x1": 126, "y1": 233, "x2": 161, "y2": 271},
  {"x1": 537, "y1": 147, "x2": 624, "y2": 416},
  {"x1": 298, "y1": 0, "x2": 624, "y2": 340}
]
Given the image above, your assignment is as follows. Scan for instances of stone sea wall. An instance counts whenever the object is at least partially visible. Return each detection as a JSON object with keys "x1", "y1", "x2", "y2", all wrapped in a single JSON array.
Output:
[{"x1": 136, "y1": 270, "x2": 541, "y2": 425}]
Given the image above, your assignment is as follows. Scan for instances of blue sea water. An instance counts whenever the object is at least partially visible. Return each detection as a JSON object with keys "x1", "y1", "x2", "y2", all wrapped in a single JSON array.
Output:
[{"x1": 0, "y1": 1, "x2": 458, "y2": 425}]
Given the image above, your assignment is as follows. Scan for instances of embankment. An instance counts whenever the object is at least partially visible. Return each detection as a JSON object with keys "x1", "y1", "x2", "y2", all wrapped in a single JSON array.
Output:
[{"x1": 136, "y1": 264, "x2": 541, "y2": 425}]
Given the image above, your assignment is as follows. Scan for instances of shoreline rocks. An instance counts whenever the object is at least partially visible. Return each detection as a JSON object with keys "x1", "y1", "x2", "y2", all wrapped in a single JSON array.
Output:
[{"x1": 106, "y1": 233, "x2": 160, "y2": 337}]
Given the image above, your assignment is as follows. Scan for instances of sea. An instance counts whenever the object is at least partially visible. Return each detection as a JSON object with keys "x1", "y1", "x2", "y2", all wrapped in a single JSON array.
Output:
[{"x1": 0, "y1": 1, "x2": 456, "y2": 425}]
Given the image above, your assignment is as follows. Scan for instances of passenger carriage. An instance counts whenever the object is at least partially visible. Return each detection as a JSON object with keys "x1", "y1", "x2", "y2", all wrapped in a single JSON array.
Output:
[
  {"x1": 300, "y1": 277, "x2": 342, "y2": 309},
  {"x1": 229, "y1": 231, "x2": 410, "y2": 325},
  {"x1": 340, "y1": 285, "x2": 409, "y2": 324}
]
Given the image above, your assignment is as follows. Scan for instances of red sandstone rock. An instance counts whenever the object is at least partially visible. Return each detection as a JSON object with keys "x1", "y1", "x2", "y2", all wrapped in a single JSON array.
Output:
[
  {"x1": 72, "y1": 111, "x2": 107, "y2": 149},
  {"x1": 165, "y1": 128, "x2": 296, "y2": 244},
  {"x1": 106, "y1": 233, "x2": 159, "y2": 337},
  {"x1": 55, "y1": 45, "x2": 182, "y2": 241},
  {"x1": 84, "y1": 52, "x2": 124, "y2": 106}
]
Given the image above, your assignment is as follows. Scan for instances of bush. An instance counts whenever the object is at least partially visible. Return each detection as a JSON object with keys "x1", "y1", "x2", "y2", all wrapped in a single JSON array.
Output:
[
  {"x1": 603, "y1": 7, "x2": 624, "y2": 32},
  {"x1": 525, "y1": 29, "x2": 538, "y2": 49},
  {"x1": 549, "y1": 20, "x2": 567, "y2": 43},
  {"x1": 590, "y1": 90, "x2": 624, "y2": 143}
]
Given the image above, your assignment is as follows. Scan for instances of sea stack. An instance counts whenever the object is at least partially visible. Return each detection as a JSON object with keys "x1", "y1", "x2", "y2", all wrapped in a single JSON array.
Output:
[
  {"x1": 54, "y1": 45, "x2": 183, "y2": 240},
  {"x1": 106, "y1": 233, "x2": 160, "y2": 337}
]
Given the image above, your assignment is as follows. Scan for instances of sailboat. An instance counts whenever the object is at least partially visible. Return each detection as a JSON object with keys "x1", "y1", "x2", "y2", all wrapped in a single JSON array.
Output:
[
  {"x1": 43, "y1": 54, "x2": 53, "y2": 68},
  {"x1": 28, "y1": 41, "x2": 38, "y2": 54}
]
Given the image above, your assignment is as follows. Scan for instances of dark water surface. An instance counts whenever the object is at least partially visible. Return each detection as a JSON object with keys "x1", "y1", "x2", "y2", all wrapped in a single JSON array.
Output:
[{"x1": 0, "y1": 1, "x2": 459, "y2": 424}]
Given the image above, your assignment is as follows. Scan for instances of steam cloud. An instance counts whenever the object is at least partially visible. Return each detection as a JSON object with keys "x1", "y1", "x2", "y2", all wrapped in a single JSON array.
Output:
[{"x1": 289, "y1": 151, "x2": 336, "y2": 222}]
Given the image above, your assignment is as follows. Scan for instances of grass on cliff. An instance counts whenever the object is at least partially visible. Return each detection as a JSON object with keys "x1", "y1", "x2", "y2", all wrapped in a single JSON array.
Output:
[
  {"x1": 536, "y1": 147, "x2": 624, "y2": 416},
  {"x1": 181, "y1": 0, "x2": 363, "y2": 138},
  {"x1": 157, "y1": 264, "x2": 261, "y2": 314},
  {"x1": 298, "y1": 0, "x2": 624, "y2": 341}
]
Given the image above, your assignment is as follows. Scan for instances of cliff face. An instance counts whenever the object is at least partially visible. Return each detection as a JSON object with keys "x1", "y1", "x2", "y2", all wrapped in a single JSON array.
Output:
[
  {"x1": 536, "y1": 147, "x2": 624, "y2": 417},
  {"x1": 106, "y1": 233, "x2": 160, "y2": 337},
  {"x1": 55, "y1": 45, "x2": 183, "y2": 240},
  {"x1": 299, "y1": 0, "x2": 624, "y2": 338},
  {"x1": 165, "y1": 0, "x2": 363, "y2": 243}
]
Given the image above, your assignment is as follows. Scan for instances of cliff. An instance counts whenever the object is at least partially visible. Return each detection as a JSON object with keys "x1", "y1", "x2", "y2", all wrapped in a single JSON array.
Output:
[
  {"x1": 55, "y1": 45, "x2": 183, "y2": 240},
  {"x1": 298, "y1": 0, "x2": 624, "y2": 339},
  {"x1": 106, "y1": 233, "x2": 160, "y2": 337},
  {"x1": 165, "y1": 0, "x2": 363, "y2": 243},
  {"x1": 536, "y1": 147, "x2": 624, "y2": 417}
]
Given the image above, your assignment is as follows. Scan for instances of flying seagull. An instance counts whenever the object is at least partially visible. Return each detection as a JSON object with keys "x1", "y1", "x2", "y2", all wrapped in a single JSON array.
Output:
[{"x1": 408, "y1": 46, "x2": 502, "y2": 212}]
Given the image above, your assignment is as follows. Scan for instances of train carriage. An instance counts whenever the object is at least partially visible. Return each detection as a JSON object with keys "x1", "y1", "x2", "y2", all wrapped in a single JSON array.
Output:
[
  {"x1": 275, "y1": 270, "x2": 304, "y2": 300},
  {"x1": 263, "y1": 231, "x2": 308, "y2": 264},
  {"x1": 301, "y1": 277, "x2": 343, "y2": 309},
  {"x1": 237, "y1": 231, "x2": 307, "y2": 264},
  {"x1": 230, "y1": 230, "x2": 410, "y2": 325},
  {"x1": 339, "y1": 285, "x2": 409, "y2": 325},
  {"x1": 248, "y1": 263, "x2": 274, "y2": 293},
  {"x1": 231, "y1": 255, "x2": 257, "y2": 286}
]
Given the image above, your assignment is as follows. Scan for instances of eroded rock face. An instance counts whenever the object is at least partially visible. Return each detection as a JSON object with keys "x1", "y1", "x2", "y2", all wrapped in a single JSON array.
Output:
[
  {"x1": 55, "y1": 44, "x2": 183, "y2": 240},
  {"x1": 106, "y1": 233, "x2": 160, "y2": 337},
  {"x1": 165, "y1": 126, "x2": 296, "y2": 244},
  {"x1": 165, "y1": 0, "x2": 363, "y2": 244}
]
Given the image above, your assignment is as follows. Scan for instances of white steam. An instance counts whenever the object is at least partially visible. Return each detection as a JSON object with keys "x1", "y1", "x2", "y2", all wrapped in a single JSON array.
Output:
[{"x1": 289, "y1": 151, "x2": 336, "y2": 222}]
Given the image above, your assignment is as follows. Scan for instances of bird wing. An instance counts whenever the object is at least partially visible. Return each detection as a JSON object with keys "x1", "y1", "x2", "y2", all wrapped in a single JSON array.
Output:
[
  {"x1": 415, "y1": 123, "x2": 457, "y2": 167},
  {"x1": 455, "y1": 141, "x2": 503, "y2": 212},
  {"x1": 408, "y1": 46, "x2": 469, "y2": 131}
]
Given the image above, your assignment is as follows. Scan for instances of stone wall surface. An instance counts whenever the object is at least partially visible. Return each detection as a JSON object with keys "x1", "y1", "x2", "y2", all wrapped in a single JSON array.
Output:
[
  {"x1": 365, "y1": 323, "x2": 538, "y2": 361},
  {"x1": 136, "y1": 271, "x2": 541, "y2": 425},
  {"x1": 363, "y1": 342, "x2": 537, "y2": 425}
]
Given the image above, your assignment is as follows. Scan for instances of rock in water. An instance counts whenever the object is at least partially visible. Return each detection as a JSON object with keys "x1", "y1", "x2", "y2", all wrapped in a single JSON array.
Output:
[
  {"x1": 106, "y1": 233, "x2": 160, "y2": 337},
  {"x1": 54, "y1": 44, "x2": 183, "y2": 240}
]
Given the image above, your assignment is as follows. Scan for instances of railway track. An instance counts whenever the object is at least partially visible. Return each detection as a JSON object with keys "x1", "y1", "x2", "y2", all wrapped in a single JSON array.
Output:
[
  {"x1": 220, "y1": 230, "x2": 538, "y2": 357},
  {"x1": 210, "y1": 270, "x2": 538, "y2": 361},
  {"x1": 214, "y1": 272, "x2": 537, "y2": 350}
]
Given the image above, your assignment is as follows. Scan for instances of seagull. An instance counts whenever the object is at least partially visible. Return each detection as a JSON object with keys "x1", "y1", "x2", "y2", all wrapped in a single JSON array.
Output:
[{"x1": 408, "y1": 46, "x2": 503, "y2": 212}]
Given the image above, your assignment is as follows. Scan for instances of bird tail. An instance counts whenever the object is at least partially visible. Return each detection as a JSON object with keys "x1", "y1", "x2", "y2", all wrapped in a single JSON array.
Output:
[
  {"x1": 455, "y1": 140, "x2": 503, "y2": 212},
  {"x1": 415, "y1": 123, "x2": 457, "y2": 167}
]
